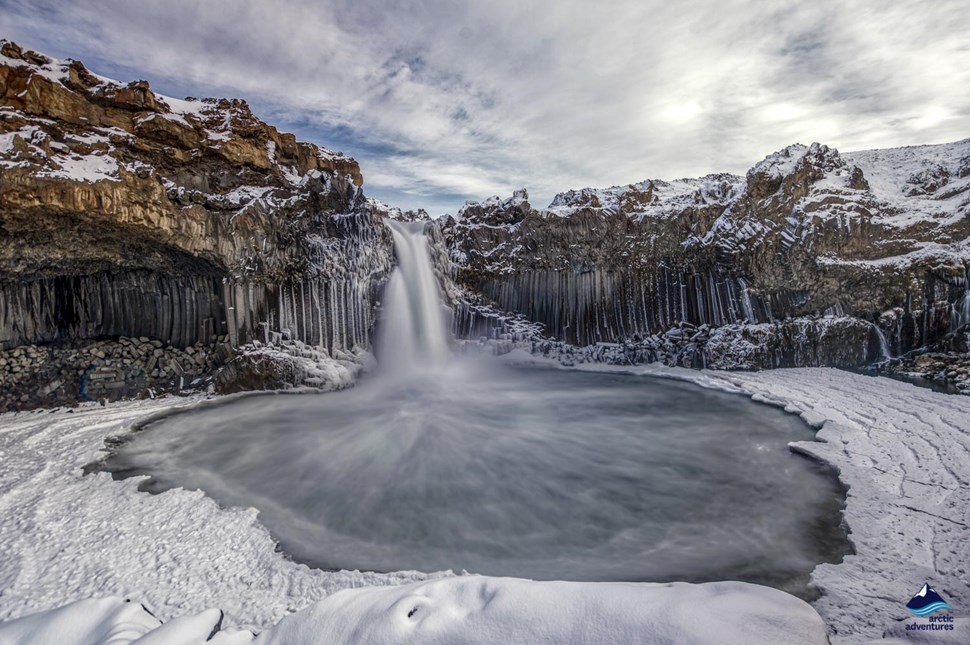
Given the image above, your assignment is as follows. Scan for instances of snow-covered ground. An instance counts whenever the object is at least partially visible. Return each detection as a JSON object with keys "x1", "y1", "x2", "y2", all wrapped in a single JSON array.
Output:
[
  {"x1": 0, "y1": 365, "x2": 967, "y2": 643},
  {"x1": 518, "y1": 358, "x2": 970, "y2": 643},
  {"x1": 0, "y1": 578, "x2": 829, "y2": 645},
  {"x1": 0, "y1": 395, "x2": 437, "y2": 631}
]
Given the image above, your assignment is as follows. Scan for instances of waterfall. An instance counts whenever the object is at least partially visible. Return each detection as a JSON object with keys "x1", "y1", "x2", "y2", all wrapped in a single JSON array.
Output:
[
  {"x1": 873, "y1": 324, "x2": 893, "y2": 361},
  {"x1": 376, "y1": 219, "x2": 451, "y2": 373},
  {"x1": 952, "y1": 268, "x2": 970, "y2": 332}
]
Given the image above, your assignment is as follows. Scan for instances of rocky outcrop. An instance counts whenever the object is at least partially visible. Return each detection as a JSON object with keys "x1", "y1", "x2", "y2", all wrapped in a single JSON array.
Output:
[
  {"x1": 3, "y1": 40, "x2": 968, "y2": 408},
  {"x1": 0, "y1": 335, "x2": 234, "y2": 411},
  {"x1": 213, "y1": 339, "x2": 364, "y2": 395},
  {"x1": 444, "y1": 142, "x2": 970, "y2": 368},
  {"x1": 0, "y1": 41, "x2": 397, "y2": 410},
  {"x1": 454, "y1": 298, "x2": 873, "y2": 371}
]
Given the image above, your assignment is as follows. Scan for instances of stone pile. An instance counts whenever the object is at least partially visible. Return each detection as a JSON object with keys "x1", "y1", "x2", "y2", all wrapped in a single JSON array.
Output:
[
  {"x1": 0, "y1": 336, "x2": 234, "y2": 412},
  {"x1": 889, "y1": 350, "x2": 970, "y2": 395}
]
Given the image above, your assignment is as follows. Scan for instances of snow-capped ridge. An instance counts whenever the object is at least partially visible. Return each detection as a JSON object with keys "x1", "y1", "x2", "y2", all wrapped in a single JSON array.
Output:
[
  {"x1": 748, "y1": 143, "x2": 812, "y2": 181},
  {"x1": 547, "y1": 173, "x2": 744, "y2": 221},
  {"x1": 364, "y1": 197, "x2": 431, "y2": 221},
  {"x1": 459, "y1": 188, "x2": 529, "y2": 215},
  {"x1": 0, "y1": 40, "x2": 361, "y2": 189}
]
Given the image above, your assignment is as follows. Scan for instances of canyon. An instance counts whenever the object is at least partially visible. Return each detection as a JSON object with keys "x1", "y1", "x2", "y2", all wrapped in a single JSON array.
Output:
[{"x1": 1, "y1": 40, "x2": 968, "y2": 411}]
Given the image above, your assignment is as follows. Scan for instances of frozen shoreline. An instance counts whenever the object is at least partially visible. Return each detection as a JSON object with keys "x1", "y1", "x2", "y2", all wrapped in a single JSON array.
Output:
[
  {"x1": 520, "y1": 357, "x2": 969, "y2": 643},
  {"x1": 0, "y1": 364, "x2": 967, "y2": 642},
  {"x1": 0, "y1": 394, "x2": 440, "y2": 632}
]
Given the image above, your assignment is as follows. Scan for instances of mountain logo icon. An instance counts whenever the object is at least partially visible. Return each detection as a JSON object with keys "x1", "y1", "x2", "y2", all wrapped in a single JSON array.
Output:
[{"x1": 906, "y1": 583, "x2": 951, "y2": 616}]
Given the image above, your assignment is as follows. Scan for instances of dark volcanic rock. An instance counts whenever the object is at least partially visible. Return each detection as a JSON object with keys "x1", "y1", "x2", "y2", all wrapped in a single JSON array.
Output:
[
  {"x1": 444, "y1": 141, "x2": 970, "y2": 365},
  {"x1": 0, "y1": 41, "x2": 395, "y2": 409},
  {"x1": 0, "y1": 41, "x2": 392, "y2": 361},
  {"x1": 0, "y1": 336, "x2": 235, "y2": 412}
]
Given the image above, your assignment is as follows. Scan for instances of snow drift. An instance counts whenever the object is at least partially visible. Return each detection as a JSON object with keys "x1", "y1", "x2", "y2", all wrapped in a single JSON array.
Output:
[{"x1": 0, "y1": 577, "x2": 829, "y2": 645}]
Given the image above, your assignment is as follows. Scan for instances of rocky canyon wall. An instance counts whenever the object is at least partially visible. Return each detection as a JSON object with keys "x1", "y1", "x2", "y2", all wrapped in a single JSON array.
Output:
[
  {"x1": 0, "y1": 41, "x2": 393, "y2": 409},
  {"x1": 444, "y1": 141, "x2": 970, "y2": 369},
  {"x1": 0, "y1": 41, "x2": 393, "y2": 349},
  {"x1": 3, "y1": 39, "x2": 969, "y2": 409}
]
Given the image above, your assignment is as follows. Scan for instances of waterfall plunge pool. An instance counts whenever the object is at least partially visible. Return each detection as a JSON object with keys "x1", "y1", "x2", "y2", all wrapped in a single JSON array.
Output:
[{"x1": 101, "y1": 363, "x2": 850, "y2": 599}]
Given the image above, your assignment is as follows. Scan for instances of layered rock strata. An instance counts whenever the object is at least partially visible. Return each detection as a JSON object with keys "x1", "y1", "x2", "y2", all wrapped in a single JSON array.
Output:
[{"x1": 0, "y1": 41, "x2": 392, "y2": 409}]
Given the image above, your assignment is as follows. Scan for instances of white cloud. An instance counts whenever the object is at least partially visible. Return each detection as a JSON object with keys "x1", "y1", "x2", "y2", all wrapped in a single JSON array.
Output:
[{"x1": 2, "y1": 0, "x2": 968, "y2": 214}]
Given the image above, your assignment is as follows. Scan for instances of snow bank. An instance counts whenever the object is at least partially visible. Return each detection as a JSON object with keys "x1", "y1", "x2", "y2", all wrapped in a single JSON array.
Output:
[
  {"x1": 0, "y1": 597, "x2": 251, "y2": 645},
  {"x1": 257, "y1": 576, "x2": 827, "y2": 645},
  {"x1": 0, "y1": 397, "x2": 436, "y2": 630},
  {"x1": 503, "y1": 357, "x2": 969, "y2": 644},
  {"x1": 0, "y1": 578, "x2": 829, "y2": 645},
  {"x1": 0, "y1": 366, "x2": 966, "y2": 643}
]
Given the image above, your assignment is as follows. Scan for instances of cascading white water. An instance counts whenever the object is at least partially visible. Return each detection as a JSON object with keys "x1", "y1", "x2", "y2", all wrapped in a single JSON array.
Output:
[
  {"x1": 376, "y1": 219, "x2": 451, "y2": 373},
  {"x1": 103, "y1": 217, "x2": 852, "y2": 594},
  {"x1": 952, "y1": 269, "x2": 970, "y2": 333},
  {"x1": 873, "y1": 324, "x2": 893, "y2": 361}
]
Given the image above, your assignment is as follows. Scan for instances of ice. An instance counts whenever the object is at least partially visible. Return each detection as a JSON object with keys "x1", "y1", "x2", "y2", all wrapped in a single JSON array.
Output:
[
  {"x1": 0, "y1": 397, "x2": 436, "y2": 630},
  {"x1": 507, "y1": 360, "x2": 970, "y2": 643},
  {"x1": 101, "y1": 366, "x2": 846, "y2": 591},
  {"x1": 0, "y1": 363, "x2": 965, "y2": 642}
]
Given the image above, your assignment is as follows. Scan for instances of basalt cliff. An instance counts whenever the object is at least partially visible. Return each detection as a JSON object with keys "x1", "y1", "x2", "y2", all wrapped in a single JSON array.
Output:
[
  {"x1": 0, "y1": 41, "x2": 393, "y2": 409},
  {"x1": 2, "y1": 41, "x2": 969, "y2": 411},
  {"x1": 445, "y1": 142, "x2": 970, "y2": 382}
]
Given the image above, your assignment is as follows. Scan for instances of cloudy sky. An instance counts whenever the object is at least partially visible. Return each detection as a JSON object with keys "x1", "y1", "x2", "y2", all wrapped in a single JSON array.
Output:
[{"x1": 2, "y1": 0, "x2": 968, "y2": 214}]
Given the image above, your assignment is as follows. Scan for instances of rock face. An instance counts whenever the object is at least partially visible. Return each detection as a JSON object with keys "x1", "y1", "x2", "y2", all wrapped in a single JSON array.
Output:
[
  {"x1": 3, "y1": 40, "x2": 969, "y2": 407},
  {"x1": 444, "y1": 143, "x2": 970, "y2": 368},
  {"x1": 0, "y1": 336, "x2": 235, "y2": 410},
  {"x1": 0, "y1": 41, "x2": 392, "y2": 410}
]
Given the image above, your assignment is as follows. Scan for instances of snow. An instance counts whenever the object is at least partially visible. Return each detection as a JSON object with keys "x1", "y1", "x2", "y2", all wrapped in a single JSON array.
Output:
[
  {"x1": 844, "y1": 139, "x2": 970, "y2": 229},
  {"x1": 39, "y1": 150, "x2": 120, "y2": 182},
  {"x1": 751, "y1": 143, "x2": 811, "y2": 180},
  {"x1": 0, "y1": 577, "x2": 829, "y2": 644},
  {"x1": 0, "y1": 122, "x2": 120, "y2": 182},
  {"x1": 62, "y1": 131, "x2": 112, "y2": 146},
  {"x1": 257, "y1": 576, "x2": 827, "y2": 645},
  {"x1": 1, "y1": 365, "x2": 966, "y2": 642},
  {"x1": 0, "y1": 597, "x2": 253, "y2": 644},
  {"x1": 206, "y1": 129, "x2": 232, "y2": 142},
  {"x1": 235, "y1": 339, "x2": 368, "y2": 389},
  {"x1": 222, "y1": 184, "x2": 276, "y2": 207},
  {"x1": 0, "y1": 130, "x2": 20, "y2": 155},
  {"x1": 503, "y1": 356, "x2": 970, "y2": 643},
  {"x1": 0, "y1": 396, "x2": 436, "y2": 631},
  {"x1": 156, "y1": 95, "x2": 208, "y2": 118},
  {"x1": 0, "y1": 598, "x2": 163, "y2": 644},
  {"x1": 0, "y1": 49, "x2": 71, "y2": 86},
  {"x1": 817, "y1": 239, "x2": 970, "y2": 269},
  {"x1": 453, "y1": 139, "x2": 967, "y2": 276},
  {"x1": 545, "y1": 174, "x2": 744, "y2": 221}
]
